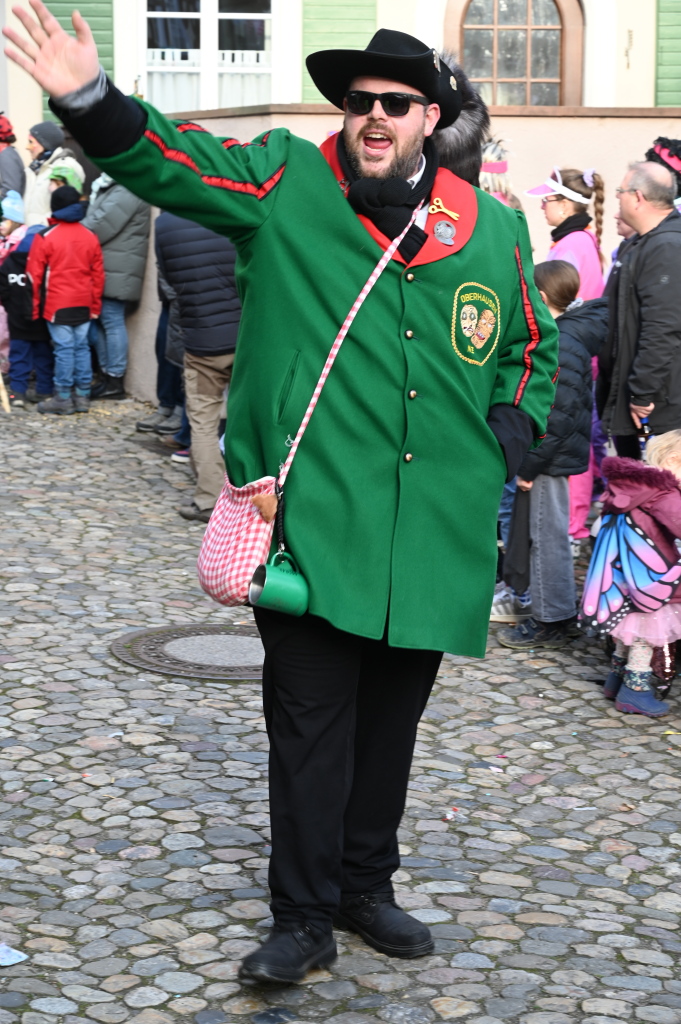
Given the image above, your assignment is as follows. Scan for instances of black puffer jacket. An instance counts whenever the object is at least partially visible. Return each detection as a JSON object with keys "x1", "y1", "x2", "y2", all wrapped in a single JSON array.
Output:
[
  {"x1": 0, "y1": 227, "x2": 50, "y2": 341},
  {"x1": 598, "y1": 211, "x2": 681, "y2": 435},
  {"x1": 518, "y1": 297, "x2": 608, "y2": 480},
  {"x1": 154, "y1": 211, "x2": 241, "y2": 356}
]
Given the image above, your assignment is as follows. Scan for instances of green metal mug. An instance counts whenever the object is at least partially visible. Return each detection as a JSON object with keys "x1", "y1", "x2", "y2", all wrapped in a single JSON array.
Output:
[{"x1": 248, "y1": 550, "x2": 309, "y2": 617}]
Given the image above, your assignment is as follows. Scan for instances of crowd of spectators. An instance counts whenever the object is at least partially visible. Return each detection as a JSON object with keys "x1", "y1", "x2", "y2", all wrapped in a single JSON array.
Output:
[
  {"x1": 0, "y1": 116, "x2": 150, "y2": 409},
  {"x1": 0, "y1": 113, "x2": 240, "y2": 528},
  {"x1": 2, "y1": 108, "x2": 681, "y2": 677}
]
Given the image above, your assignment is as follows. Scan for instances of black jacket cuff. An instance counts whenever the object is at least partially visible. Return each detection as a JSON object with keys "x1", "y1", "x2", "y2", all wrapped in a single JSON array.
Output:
[
  {"x1": 50, "y1": 78, "x2": 147, "y2": 159},
  {"x1": 487, "y1": 404, "x2": 535, "y2": 483}
]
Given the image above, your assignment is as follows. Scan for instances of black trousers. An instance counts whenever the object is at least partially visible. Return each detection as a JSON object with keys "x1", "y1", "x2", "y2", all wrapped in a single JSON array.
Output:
[
  {"x1": 614, "y1": 434, "x2": 641, "y2": 460},
  {"x1": 253, "y1": 607, "x2": 442, "y2": 929}
]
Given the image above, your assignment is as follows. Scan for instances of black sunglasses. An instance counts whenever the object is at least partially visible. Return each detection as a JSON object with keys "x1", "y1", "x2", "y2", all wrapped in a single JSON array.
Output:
[{"x1": 345, "y1": 90, "x2": 431, "y2": 117}]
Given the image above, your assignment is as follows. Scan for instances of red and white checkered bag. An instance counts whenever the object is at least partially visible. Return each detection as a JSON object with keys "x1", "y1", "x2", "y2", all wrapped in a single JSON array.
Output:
[
  {"x1": 197, "y1": 474, "x2": 278, "y2": 606},
  {"x1": 197, "y1": 204, "x2": 422, "y2": 606}
]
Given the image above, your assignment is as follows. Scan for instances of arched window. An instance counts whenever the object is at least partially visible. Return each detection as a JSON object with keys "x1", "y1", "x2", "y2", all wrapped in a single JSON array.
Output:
[{"x1": 445, "y1": 0, "x2": 584, "y2": 106}]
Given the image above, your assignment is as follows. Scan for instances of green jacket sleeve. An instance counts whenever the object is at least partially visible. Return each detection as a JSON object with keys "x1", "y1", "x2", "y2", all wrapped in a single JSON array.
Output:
[
  {"x1": 70, "y1": 96, "x2": 290, "y2": 247},
  {"x1": 489, "y1": 211, "x2": 559, "y2": 444}
]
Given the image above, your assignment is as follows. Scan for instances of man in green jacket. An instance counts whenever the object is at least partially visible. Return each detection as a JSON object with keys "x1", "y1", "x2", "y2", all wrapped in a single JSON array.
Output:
[{"x1": 6, "y1": 0, "x2": 558, "y2": 983}]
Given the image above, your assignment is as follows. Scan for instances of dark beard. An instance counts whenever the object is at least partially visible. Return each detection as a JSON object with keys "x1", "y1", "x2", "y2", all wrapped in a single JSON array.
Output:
[{"x1": 343, "y1": 122, "x2": 426, "y2": 181}]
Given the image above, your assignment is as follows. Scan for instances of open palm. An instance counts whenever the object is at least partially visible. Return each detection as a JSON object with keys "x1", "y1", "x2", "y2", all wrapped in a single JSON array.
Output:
[{"x1": 3, "y1": 0, "x2": 99, "y2": 98}]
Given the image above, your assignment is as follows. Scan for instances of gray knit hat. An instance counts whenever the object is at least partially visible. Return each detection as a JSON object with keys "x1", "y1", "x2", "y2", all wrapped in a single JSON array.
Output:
[{"x1": 29, "y1": 120, "x2": 64, "y2": 153}]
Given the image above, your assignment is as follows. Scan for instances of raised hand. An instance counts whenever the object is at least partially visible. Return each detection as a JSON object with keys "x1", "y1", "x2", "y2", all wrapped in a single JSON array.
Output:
[{"x1": 3, "y1": 0, "x2": 99, "y2": 98}]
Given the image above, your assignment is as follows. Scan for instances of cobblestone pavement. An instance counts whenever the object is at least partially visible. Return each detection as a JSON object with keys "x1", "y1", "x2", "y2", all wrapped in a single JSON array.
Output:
[{"x1": 2, "y1": 401, "x2": 681, "y2": 1024}]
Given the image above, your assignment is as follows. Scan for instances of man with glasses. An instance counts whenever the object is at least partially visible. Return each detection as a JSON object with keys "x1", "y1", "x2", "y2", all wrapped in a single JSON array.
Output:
[
  {"x1": 5, "y1": 1, "x2": 558, "y2": 982},
  {"x1": 598, "y1": 162, "x2": 681, "y2": 457}
]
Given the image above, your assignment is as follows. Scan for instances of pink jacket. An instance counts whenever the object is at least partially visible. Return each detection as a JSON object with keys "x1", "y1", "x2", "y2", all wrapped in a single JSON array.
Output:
[{"x1": 547, "y1": 229, "x2": 604, "y2": 300}]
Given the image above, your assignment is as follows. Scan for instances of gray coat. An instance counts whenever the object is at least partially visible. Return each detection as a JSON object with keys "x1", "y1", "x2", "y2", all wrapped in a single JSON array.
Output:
[
  {"x1": 83, "y1": 181, "x2": 150, "y2": 301},
  {"x1": 0, "y1": 147, "x2": 25, "y2": 200}
]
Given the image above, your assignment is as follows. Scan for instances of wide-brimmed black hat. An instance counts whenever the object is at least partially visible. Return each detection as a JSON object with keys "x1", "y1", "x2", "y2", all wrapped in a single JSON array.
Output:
[{"x1": 306, "y1": 29, "x2": 462, "y2": 130}]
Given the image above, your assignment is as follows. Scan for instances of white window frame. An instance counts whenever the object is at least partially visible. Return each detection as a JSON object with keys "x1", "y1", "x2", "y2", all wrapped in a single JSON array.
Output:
[{"x1": 138, "y1": 0, "x2": 275, "y2": 112}]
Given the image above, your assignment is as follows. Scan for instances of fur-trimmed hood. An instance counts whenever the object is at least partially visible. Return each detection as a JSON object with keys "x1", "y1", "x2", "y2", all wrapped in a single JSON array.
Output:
[
  {"x1": 601, "y1": 456, "x2": 681, "y2": 572},
  {"x1": 432, "y1": 51, "x2": 490, "y2": 187},
  {"x1": 602, "y1": 455, "x2": 680, "y2": 514}
]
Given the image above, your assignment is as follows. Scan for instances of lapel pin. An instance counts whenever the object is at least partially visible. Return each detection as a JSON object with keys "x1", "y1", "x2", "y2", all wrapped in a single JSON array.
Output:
[
  {"x1": 429, "y1": 197, "x2": 460, "y2": 221},
  {"x1": 434, "y1": 220, "x2": 456, "y2": 245}
]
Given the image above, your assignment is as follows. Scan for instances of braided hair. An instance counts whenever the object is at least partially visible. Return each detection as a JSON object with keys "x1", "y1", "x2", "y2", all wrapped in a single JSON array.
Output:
[{"x1": 559, "y1": 168, "x2": 605, "y2": 249}]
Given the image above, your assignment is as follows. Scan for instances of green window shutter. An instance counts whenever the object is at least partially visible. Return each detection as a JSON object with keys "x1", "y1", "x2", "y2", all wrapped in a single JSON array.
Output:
[
  {"x1": 302, "y1": 1, "x2": 377, "y2": 103},
  {"x1": 657, "y1": 0, "x2": 681, "y2": 105},
  {"x1": 43, "y1": 1, "x2": 114, "y2": 118}
]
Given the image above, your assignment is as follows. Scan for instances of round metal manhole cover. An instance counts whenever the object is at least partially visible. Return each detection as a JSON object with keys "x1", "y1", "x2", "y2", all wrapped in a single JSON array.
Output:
[{"x1": 111, "y1": 623, "x2": 263, "y2": 680}]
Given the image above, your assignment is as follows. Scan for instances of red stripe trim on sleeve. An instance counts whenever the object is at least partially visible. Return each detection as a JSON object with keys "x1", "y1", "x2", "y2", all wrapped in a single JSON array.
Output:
[
  {"x1": 221, "y1": 132, "x2": 272, "y2": 150},
  {"x1": 144, "y1": 129, "x2": 285, "y2": 200},
  {"x1": 513, "y1": 244, "x2": 542, "y2": 406},
  {"x1": 175, "y1": 122, "x2": 208, "y2": 133},
  {"x1": 203, "y1": 164, "x2": 285, "y2": 199}
]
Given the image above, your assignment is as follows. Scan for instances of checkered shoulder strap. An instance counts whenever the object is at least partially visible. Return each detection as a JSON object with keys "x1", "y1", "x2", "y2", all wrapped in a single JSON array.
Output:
[{"x1": 277, "y1": 202, "x2": 423, "y2": 487}]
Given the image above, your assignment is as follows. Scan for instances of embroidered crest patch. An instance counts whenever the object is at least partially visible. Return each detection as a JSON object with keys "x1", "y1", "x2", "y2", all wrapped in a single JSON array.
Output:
[{"x1": 452, "y1": 282, "x2": 501, "y2": 365}]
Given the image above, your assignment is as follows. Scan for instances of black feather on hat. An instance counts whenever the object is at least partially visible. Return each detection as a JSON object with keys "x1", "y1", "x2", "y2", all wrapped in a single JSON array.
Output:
[
  {"x1": 432, "y1": 51, "x2": 490, "y2": 187},
  {"x1": 306, "y1": 29, "x2": 462, "y2": 130}
]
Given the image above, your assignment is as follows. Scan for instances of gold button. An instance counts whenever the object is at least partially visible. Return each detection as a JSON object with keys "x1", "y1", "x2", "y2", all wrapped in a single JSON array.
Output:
[
  {"x1": 408, "y1": 390, "x2": 417, "y2": 399},
  {"x1": 405, "y1": 329, "x2": 414, "y2": 339},
  {"x1": 404, "y1": 453, "x2": 413, "y2": 462},
  {"x1": 406, "y1": 273, "x2": 415, "y2": 282}
]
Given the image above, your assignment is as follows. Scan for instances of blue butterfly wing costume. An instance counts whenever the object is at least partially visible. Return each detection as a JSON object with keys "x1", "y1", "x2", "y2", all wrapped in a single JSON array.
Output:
[{"x1": 580, "y1": 513, "x2": 681, "y2": 636}]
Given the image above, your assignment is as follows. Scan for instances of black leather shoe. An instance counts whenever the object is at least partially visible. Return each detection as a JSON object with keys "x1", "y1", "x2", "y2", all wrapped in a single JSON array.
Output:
[
  {"x1": 333, "y1": 891, "x2": 434, "y2": 958},
  {"x1": 238, "y1": 924, "x2": 337, "y2": 983}
]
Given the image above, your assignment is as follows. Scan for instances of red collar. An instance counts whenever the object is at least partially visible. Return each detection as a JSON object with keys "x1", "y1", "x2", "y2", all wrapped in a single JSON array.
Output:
[{"x1": 320, "y1": 133, "x2": 477, "y2": 267}]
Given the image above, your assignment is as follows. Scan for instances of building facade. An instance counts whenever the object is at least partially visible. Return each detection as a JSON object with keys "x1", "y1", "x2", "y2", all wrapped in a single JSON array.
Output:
[{"x1": 2, "y1": 1, "x2": 681, "y2": 127}]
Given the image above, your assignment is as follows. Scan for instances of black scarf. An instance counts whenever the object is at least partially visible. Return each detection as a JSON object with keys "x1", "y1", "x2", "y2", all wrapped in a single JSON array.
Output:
[
  {"x1": 337, "y1": 133, "x2": 439, "y2": 263},
  {"x1": 551, "y1": 210, "x2": 592, "y2": 243},
  {"x1": 29, "y1": 150, "x2": 53, "y2": 174}
]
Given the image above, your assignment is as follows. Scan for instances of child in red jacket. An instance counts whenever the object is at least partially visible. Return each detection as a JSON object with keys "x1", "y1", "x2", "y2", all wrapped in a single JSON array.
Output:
[{"x1": 26, "y1": 185, "x2": 104, "y2": 415}]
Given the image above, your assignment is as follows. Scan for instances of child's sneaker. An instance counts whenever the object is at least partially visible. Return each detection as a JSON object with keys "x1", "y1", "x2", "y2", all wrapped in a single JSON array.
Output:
[
  {"x1": 489, "y1": 586, "x2": 532, "y2": 623},
  {"x1": 73, "y1": 394, "x2": 90, "y2": 413},
  {"x1": 615, "y1": 669, "x2": 670, "y2": 717},
  {"x1": 8, "y1": 391, "x2": 26, "y2": 410},
  {"x1": 37, "y1": 394, "x2": 75, "y2": 416},
  {"x1": 497, "y1": 616, "x2": 568, "y2": 650},
  {"x1": 170, "y1": 449, "x2": 191, "y2": 465}
]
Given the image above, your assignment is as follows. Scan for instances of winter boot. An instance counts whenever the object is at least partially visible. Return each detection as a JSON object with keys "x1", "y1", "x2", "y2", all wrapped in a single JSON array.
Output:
[
  {"x1": 91, "y1": 373, "x2": 125, "y2": 400},
  {"x1": 155, "y1": 405, "x2": 183, "y2": 435},
  {"x1": 615, "y1": 669, "x2": 670, "y2": 717},
  {"x1": 136, "y1": 406, "x2": 174, "y2": 433},
  {"x1": 37, "y1": 393, "x2": 75, "y2": 415}
]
